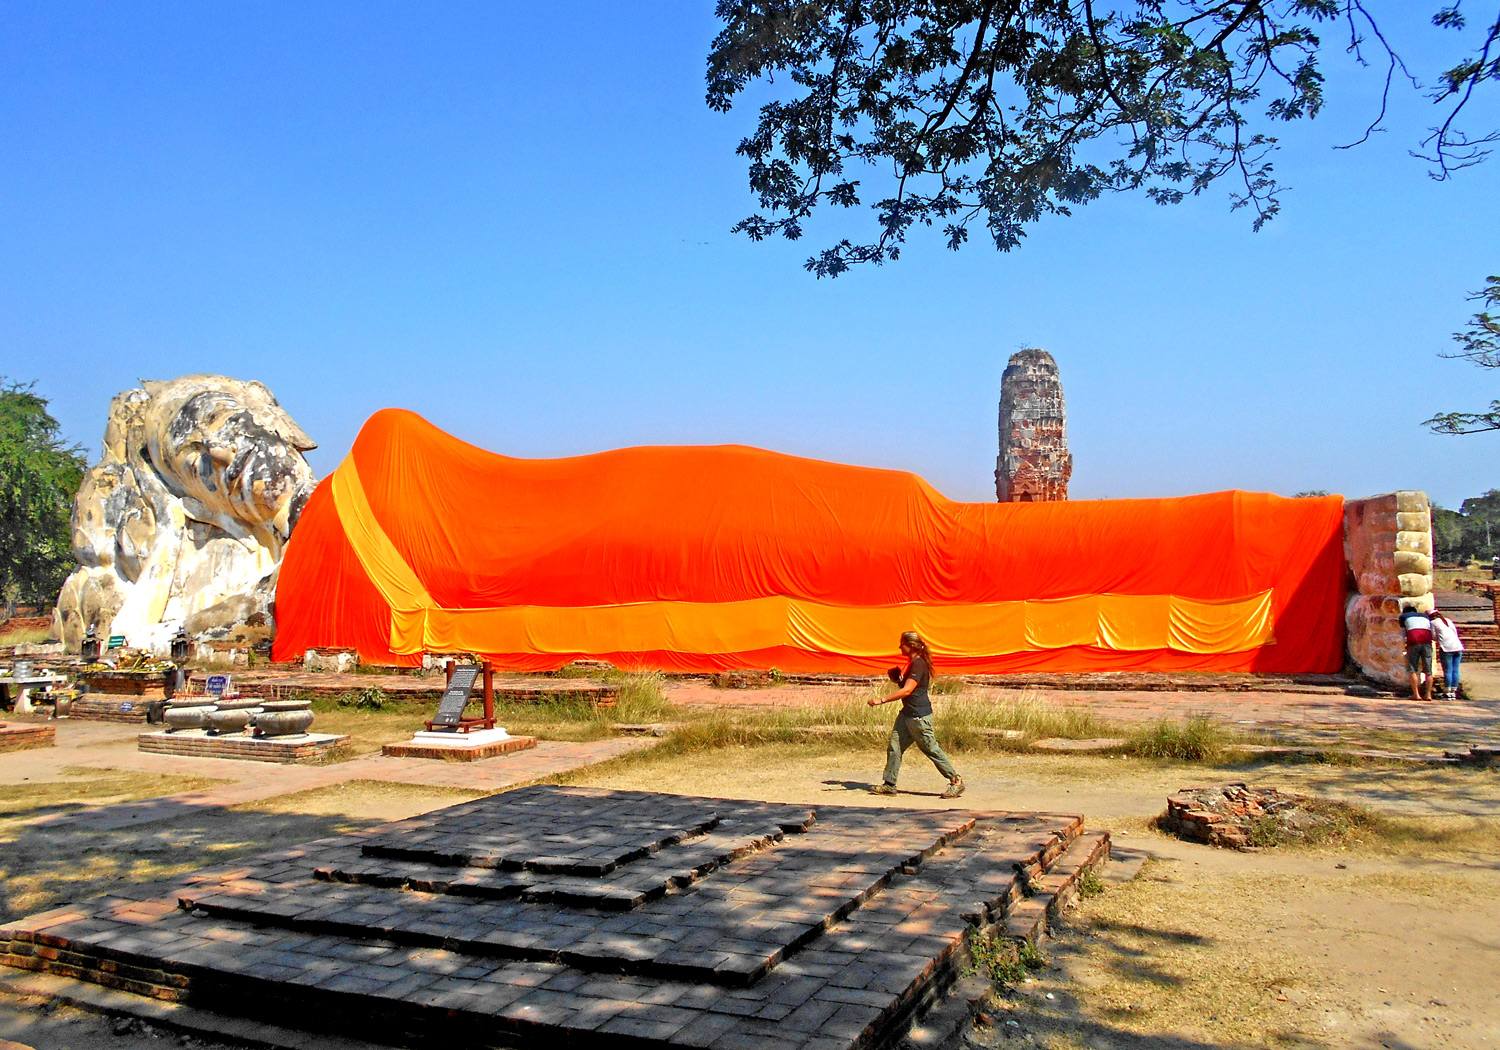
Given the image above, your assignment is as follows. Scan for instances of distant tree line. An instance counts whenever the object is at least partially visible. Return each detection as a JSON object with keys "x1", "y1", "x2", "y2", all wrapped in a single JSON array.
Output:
[{"x1": 1433, "y1": 490, "x2": 1500, "y2": 564}]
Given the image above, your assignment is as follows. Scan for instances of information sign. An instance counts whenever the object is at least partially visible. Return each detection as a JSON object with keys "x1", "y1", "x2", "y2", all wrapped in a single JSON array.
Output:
[
  {"x1": 206, "y1": 674, "x2": 231, "y2": 698},
  {"x1": 432, "y1": 666, "x2": 479, "y2": 726}
]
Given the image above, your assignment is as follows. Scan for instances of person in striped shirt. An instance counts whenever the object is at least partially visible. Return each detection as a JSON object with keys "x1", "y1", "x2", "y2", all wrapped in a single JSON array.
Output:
[{"x1": 1398, "y1": 605, "x2": 1435, "y2": 702}]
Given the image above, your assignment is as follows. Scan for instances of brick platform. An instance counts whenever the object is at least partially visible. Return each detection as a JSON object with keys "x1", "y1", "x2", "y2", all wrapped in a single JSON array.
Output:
[
  {"x1": 0, "y1": 786, "x2": 1109, "y2": 1050},
  {"x1": 70, "y1": 697, "x2": 153, "y2": 723},
  {"x1": 0, "y1": 722, "x2": 54, "y2": 752},
  {"x1": 137, "y1": 730, "x2": 349, "y2": 763},
  {"x1": 381, "y1": 734, "x2": 538, "y2": 761}
]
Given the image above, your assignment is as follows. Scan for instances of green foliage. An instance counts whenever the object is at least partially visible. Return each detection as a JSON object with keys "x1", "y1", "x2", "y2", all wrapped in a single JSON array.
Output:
[
  {"x1": 0, "y1": 380, "x2": 86, "y2": 607},
  {"x1": 1077, "y1": 869, "x2": 1105, "y2": 900},
  {"x1": 966, "y1": 930, "x2": 1046, "y2": 987},
  {"x1": 1129, "y1": 713, "x2": 1229, "y2": 762},
  {"x1": 1432, "y1": 489, "x2": 1500, "y2": 562},
  {"x1": 1427, "y1": 276, "x2": 1500, "y2": 434},
  {"x1": 708, "y1": 3, "x2": 1498, "y2": 276},
  {"x1": 338, "y1": 687, "x2": 393, "y2": 711}
]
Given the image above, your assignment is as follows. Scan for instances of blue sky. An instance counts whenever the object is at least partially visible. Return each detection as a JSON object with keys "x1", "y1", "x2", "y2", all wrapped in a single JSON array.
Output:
[{"x1": 2, "y1": 3, "x2": 1497, "y2": 507}]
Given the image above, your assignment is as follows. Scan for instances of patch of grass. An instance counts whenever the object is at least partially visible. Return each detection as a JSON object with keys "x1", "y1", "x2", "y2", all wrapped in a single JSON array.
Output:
[
  {"x1": 1128, "y1": 713, "x2": 1233, "y2": 762},
  {"x1": 1246, "y1": 800, "x2": 1500, "y2": 854},
  {"x1": 1077, "y1": 868, "x2": 1105, "y2": 900},
  {"x1": 613, "y1": 672, "x2": 673, "y2": 723},
  {"x1": 0, "y1": 627, "x2": 51, "y2": 646},
  {"x1": 931, "y1": 675, "x2": 966, "y2": 696},
  {"x1": 967, "y1": 929, "x2": 1046, "y2": 986}
]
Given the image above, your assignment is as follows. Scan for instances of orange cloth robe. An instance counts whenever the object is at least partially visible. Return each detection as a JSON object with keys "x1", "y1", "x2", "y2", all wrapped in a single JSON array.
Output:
[{"x1": 272, "y1": 409, "x2": 1348, "y2": 673}]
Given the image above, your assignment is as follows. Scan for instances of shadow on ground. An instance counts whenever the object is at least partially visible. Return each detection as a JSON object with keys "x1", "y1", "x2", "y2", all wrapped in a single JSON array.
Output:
[{"x1": 0, "y1": 800, "x2": 382, "y2": 924}]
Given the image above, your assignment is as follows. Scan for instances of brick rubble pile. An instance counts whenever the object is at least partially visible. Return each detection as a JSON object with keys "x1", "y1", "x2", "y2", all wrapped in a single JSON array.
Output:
[{"x1": 1160, "y1": 783, "x2": 1323, "y2": 850}]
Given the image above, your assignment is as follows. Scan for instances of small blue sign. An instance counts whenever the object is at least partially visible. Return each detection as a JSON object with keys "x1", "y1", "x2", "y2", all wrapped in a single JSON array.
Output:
[
  {"x1": 206, "y1": 674, "x2": 231, "y2": 697},
  {"x1": 119, "y1": 701, "x2": 134, "y2": 712}
]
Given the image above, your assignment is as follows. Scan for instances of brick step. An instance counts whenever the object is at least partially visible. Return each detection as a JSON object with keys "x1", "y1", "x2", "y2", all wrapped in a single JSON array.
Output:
[{"x1": 1001, "y1": 830, "x2": 1111, "y2": 945}]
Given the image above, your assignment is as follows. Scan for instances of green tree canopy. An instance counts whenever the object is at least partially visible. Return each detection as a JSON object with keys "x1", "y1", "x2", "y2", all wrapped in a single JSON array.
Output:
[
  {"x1": 708, "y1": 1, "x2": 1499, "y2": 276},
  {"x1": 1432, "y1": 488, "x2": 1500, "y2": 562},
  {"x1": 0, "y1": 381, "x2": 86, "y2": 608}
]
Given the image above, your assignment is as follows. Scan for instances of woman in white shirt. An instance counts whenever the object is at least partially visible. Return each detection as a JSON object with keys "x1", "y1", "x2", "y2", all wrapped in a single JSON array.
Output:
[{"x1": 1430, "y1": 608, "x2": 1464, "y2": 699}]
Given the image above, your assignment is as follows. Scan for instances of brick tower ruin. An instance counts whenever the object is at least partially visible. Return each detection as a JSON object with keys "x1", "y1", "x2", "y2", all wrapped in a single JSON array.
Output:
[{"x1": 995, "y1": 348, "x2": 1072, "y2": 502}]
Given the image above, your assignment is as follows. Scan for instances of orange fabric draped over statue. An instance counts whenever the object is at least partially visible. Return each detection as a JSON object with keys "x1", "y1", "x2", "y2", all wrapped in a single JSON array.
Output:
[{"x1": 272, "y1": 409, "x2": 1348, "y2": 673}]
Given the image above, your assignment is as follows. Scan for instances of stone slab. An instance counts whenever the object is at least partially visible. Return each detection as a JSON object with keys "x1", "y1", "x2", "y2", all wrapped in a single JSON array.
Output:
[
  {"x1": 411, "y1": 727, "x2": 515, "y2": 745},
  {"x1": 0, "y1": 786, "x2": 1104, "y2": 1050},
  {"x1": 137, "y1": 730, "x2": 348, "y2": 764},
  {"x1": 381, "y1": 735, "x2": 538, "y2": 761},
  {"x1": 0, "y1": 723, "x2": 54, "y2": 753}
]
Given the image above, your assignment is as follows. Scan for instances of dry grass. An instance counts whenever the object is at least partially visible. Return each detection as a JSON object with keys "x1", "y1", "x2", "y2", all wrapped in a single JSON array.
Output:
[
  {"x1": 1036, "y1": 866, "x2": 1321, "y2": 1047},
  {"x1": 0, "y1": 627, "x2": 51, "y2": 646},
  {"x1": 653, "y1": 689, "x2": 1114, "y2": 756},
  {"x1": 0, "y1": 768, "x2": 224, "y2": 816},
  {"x1": 234, "y1": 779, "x2": 485, "y2": 819},
  {"x1": 1128, "y1": 712, "x2": 1240, "y2": 761}
]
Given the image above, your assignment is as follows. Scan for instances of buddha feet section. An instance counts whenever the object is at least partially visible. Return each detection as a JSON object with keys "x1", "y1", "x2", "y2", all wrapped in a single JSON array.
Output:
[{"x1": 0, "y1": 786, "x2": 1105, "y2": 1050}]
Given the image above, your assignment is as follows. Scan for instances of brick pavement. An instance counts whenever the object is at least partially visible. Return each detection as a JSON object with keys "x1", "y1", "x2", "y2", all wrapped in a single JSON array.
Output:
[{"x1": 0, "y1": 786, "x2": 1102, "y2": 1050}]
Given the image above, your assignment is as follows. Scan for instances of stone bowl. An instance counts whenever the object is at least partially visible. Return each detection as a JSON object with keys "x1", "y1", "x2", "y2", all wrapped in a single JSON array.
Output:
[
  {"x1": 254, "y1": 699, "x2": 314, "y2": 737},
  {"x1": 164, "y1": 703, "x2": 216, "y2": 732},
  {"x1": 206, "y1": 706, "x2": 260, "y2": 735}
]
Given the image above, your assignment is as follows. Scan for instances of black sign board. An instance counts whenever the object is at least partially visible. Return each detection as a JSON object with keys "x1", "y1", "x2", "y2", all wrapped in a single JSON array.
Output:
[{"x1": 431, "y1": 665, "x2": 480, "y2": 726}]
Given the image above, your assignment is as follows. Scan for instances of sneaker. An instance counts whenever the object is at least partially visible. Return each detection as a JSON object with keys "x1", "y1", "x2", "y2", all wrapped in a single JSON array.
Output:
[
  {"x1": 870, "y1": 783, "x2": 898, "y2": 796},
  {"x1": 941, "y1": 776, "x2": 965, "y2": 799}
]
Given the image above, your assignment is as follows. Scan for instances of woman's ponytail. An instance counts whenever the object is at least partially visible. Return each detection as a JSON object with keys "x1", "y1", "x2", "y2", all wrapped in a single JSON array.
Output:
[{"x1": 900, "y1": 630, "x2": 934, "y2": 675}]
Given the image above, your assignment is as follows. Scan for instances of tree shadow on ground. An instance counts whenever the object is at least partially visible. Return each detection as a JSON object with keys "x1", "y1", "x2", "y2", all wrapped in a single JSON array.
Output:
[
  {"x1": 0, "y1": 800, "x2": 383, "y2": 924},
  {"x1": 976, "y1": 909, "x2": 1292, "y2": 1050}
]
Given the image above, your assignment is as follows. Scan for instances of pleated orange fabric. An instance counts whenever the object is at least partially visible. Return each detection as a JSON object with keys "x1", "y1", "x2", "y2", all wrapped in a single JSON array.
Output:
[{"x1": 272, "y1": 409, "x2": 1348, "y2": 672}]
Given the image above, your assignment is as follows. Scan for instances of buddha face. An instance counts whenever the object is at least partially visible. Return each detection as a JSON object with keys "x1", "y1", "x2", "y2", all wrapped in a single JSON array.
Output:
[{"x1": 142, "y1": 376, "x2": 318, "y2": 539}]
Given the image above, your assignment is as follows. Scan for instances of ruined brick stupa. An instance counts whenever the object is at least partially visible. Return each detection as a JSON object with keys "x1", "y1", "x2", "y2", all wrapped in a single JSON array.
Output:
[{"x1": 995, "y1": 348, "x2": 1072, "y2": 502}]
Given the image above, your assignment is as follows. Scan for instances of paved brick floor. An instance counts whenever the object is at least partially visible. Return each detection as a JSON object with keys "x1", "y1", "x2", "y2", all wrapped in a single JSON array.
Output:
[{"x1": 0, "y1": 786, "x2": 1096, "y2": 1050}]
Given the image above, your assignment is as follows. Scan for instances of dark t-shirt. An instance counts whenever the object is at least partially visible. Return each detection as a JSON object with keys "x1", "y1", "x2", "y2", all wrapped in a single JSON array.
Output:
[{"x1": 901, "y1": 656, "x2": 933, "y2": 718}]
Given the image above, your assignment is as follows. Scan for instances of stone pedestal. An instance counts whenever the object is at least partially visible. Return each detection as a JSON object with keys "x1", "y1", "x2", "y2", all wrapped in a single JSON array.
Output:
[{"x1": 382, "y1": 727, "x2": 538, "y2": 761}]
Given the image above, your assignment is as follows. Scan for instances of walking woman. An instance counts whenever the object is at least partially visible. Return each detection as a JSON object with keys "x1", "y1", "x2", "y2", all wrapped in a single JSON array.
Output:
[{"x1": 867, "y1": 631, "x2": 964, "y2": 798}]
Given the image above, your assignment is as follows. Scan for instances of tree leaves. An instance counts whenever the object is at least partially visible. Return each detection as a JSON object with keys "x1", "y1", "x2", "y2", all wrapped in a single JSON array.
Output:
[
  {"x1": 0, "y1": 381, "x2": 87, "y2": 606},
  {"x1": 707, "y1": 1, "x2": 1499, "y2": 275},
  {"x1": 1426, "y1": 276, "x2": 1500, "y2": 435}
]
